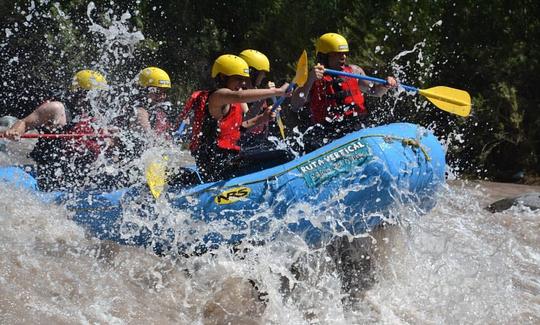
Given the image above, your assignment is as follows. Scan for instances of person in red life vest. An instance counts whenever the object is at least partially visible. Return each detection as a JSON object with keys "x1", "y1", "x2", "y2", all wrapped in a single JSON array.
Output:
[
  {"x1": 178, "y1": 54, "x2": 290, "y2": 182},
  {"x1": 292, "y1": 33, "x2": 398, "y2": 152},
  {"x1": 135, "y1": 67, "x2": 174, "y2": 138},
  {"x1": 1, "y1": 70, "x2": 109, "y2": 190},
  {"x1": 111, "y1": 67, "x2": 173, "y2": 162},
  {"x1": 237, "y1": 49, "x2": 279, "y2": 151},
  {"x1": 108, "y1": 67, "x2": 174, "y2": 162}
]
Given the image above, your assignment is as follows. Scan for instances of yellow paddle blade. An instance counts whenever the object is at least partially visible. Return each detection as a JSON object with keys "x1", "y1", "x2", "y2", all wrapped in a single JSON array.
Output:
[
  {"x1": 293, "y1": 50, "x2": 308, "y2": 87},
  {"x1": 145, "y1": 157, "x2": 168, "y2": 199},
  {"x1": 276, "y1": 113, "x2": 286, "y2": 139},
  {"x1": 418, "y1": 86, "x2": 471, "y2": 117}
]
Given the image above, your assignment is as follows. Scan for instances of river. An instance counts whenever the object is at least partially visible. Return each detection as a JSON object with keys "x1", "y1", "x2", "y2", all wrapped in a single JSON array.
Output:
[
  {"x1": 1, "y1": 2, "x2": 539, "y2": 322},
  {"x1": 1, "y1": 138, "x2": 538, "y2": 324}
]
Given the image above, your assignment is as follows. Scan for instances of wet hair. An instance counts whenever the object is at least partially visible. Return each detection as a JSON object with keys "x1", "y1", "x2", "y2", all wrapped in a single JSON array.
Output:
[
  {"x1": 65, "y1": 89, "x2": 90, "y2": 115},
  {"x1": 316, "y1": 53, "x2": 329, "y2": 67},
  {"x1": 214, "y1": 74, "x2": 229, "y2": 89},
  {"x1": 248, "y1": 67, "x2": 262, "y2": 88}
]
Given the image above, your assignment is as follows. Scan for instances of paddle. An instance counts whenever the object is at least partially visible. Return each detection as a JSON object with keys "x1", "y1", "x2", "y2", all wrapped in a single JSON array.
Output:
[
  {"x1": 145, "y1": 155, "x2": 168, "y2": 199},
  {"x1": 270, "y1": 96, "x2": 286, "y2": 140},
  {"x1": 324, "y1": 68, "x2": 471, "y2": 117},
  {"x1": 270, "y1": 50, "x2": 309, "y2": 138},
  {"x1": 0, "y1": 133, "x2": 111, "y2": 139}
]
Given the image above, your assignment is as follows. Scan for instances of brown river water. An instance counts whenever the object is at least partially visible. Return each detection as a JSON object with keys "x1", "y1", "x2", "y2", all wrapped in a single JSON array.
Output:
[{"x1": 1, "y1": 138, "x2": 538, "y2": 324}]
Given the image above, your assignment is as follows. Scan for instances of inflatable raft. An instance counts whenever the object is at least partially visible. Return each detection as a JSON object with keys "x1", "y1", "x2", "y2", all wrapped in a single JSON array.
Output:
[{"x1": 0, "y1": 123, "x2": 446, "y2": 254}]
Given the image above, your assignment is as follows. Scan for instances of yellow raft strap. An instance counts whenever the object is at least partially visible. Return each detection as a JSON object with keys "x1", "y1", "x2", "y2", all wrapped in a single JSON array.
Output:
[
  {"x1": 400, "y1": 138, "x2": 432, "y2": 161},
  {"x1": 349, "y1": 134, "x2": 431, "y2": 161}
]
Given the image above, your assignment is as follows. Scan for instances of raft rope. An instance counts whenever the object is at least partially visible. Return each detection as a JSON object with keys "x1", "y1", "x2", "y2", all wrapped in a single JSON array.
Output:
[
  {"x1": 401, "y1": 138, "x2": 432, "y2": 161},
  {"x1": 364, "y1": 134, "x2": 431, "y2": 162}
]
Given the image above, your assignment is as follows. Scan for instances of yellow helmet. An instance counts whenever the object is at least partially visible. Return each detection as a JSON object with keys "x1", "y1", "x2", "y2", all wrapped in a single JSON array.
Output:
[
  {"x1": 315, "y1": 33, "x2": 349, "y2": 55},
  {"x1": 211, "y1": 54, "x2": 250, "y2": 78},
  {"x1": 139, "y1": 67, "x2": 171, "y2": 88},
  {"x1": 71, "y1": 70, "x2": 107, "y2": 91},
  {"x1": 239, "y1": 49, "x2": 270, "y2": 72}
]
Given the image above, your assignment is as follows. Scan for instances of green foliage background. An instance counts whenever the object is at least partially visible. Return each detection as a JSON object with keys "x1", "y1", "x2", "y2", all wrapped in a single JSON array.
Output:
[{"x1": 1, "y1": 0, "x2": 539, "y2": 181}]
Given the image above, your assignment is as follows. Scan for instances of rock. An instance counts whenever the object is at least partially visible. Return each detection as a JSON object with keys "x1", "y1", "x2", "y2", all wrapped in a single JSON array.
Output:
[
  {"x1": 511, "y1": 170, "x2": 525, "y2": 182},
  {"x1": 486, "y1": 192, "x2": 540, "y2": 212}
]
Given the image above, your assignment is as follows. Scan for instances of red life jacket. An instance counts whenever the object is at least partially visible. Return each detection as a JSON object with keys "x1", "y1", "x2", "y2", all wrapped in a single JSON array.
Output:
[
  {"x1": 65, "y1": 116, "x2": 103, "y2": 159},
  {"x1": 179, "y1": 90, "x2": 243, "y2": 153},
  {"x1": 309, "y1": 65, "x2": 366, "y2": 124},
  {"x1": 216, "y1": 103, "x2": 243, "y2": 151},
  {"x1": 177, "y1": 90, "x2": 210, "y2": 152}
]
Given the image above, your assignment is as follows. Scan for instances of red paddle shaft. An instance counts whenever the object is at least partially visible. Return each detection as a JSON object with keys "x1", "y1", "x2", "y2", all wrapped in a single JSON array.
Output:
[{"x1": 0, "y1": 133, "x2": 111, "y2": 139}]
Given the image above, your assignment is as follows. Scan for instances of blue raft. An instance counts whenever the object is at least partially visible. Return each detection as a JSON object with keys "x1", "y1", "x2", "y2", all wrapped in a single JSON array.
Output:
[{"x1": 0, "y1": 123, "x2": 445, "y2": 254}]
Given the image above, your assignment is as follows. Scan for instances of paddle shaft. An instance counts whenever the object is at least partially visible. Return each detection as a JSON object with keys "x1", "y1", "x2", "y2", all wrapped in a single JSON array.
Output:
[
  {"x1": 0, "y1": 133, "x2": 110, "y2": 139},
  {"x1": 326, "y1": 68, "x2": 471, "y2": 117},
  {"x1": 270, "y1": 83, "x2": 296, "y2": 112},
  {"x1": 270, "y1": 50, "x2": 308, "y2": 113},
  {"x1": 271, "y1": 96, "x2": 286, "y2": 139},
  {"x1": 324, "y1": 68, "x2": 418, "y2": 93},
  {"x1": 269, "y1": 68, "x2": 414, "y2": 110}
]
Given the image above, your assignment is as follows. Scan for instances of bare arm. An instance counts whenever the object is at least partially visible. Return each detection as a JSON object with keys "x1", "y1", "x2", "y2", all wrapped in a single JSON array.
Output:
[
  {"x1": 208, "y1": 84, "x2": 288, "y2": 120},
  {"x1": 350, "y1": 64, "x2": 397, "y2": 97},
  {"x1": 2, "y1": 101, "x2": 66, "y2": 139},
  {"x1": 136, "y1": 107, "x2": 152, "y2": 131},
  {"x1": 350, "y1": 65, "x2": 371, "y2": 92},
  {"x1": 241, "y1": 102, "x2": 250, "y2": 114},
  {"x1": 242, "y1": 106, "x2": 276, "y2": 129}
]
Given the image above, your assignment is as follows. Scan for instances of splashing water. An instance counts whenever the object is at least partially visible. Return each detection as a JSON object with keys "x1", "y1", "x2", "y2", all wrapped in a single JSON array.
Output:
[
  {"x1": 1, "y1": 2, "x2": 539, "y2": 324},
  {"x1": 2, "y1": 167, "x2": 538, "y2": 323}
]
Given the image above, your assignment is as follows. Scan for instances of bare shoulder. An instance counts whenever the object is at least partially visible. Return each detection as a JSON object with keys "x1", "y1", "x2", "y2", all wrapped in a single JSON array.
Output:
[
  {"x1": 207, "y1": 88, "x2": 231, "y2": 118},
  {"x1": 23, "y1": 100, "x2": 67, "y2": 127},
  {"x1": 208, "y1": 87, "x2": 233, "y2": 104},
  {"x1": 27, "y1": 101, "x2": 65, "y2": 119},
  {"x1": 136, "y1": 106, "x2": 149, "y2": 117},
  {"x1": 349, "y1": 64, "x2": 365, "y2": 75},
  {"x1": 211, "y1": 88, "x2": 232, "y2": 96},
  {"x1": 39, "y1": 100, "x2": 65, "y2": 112},
  {"x1": 136, "y1": 106, "x2": 148, "y2": 113}
]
